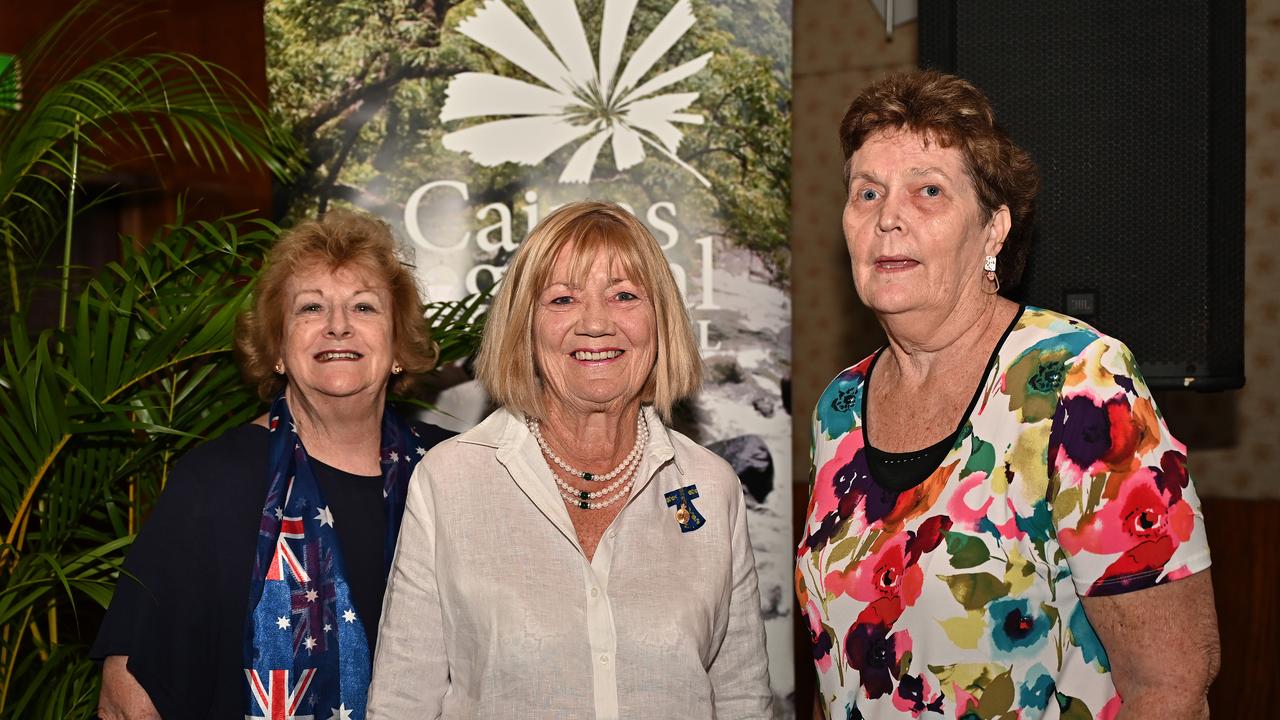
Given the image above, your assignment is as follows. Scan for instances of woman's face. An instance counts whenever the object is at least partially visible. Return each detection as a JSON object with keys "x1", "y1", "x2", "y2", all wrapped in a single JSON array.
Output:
[
  {"x1": 279, "y1": 263, "x2": 396, "y2": 405},
  {"x1": 843, "y1": 129, "x2": 1009, "y2": 318},
  {"x1": 533, "y1": 245, "x2": 657, "y2": 418}
]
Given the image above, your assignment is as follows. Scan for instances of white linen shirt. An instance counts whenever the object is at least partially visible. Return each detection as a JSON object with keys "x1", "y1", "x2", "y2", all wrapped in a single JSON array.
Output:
[{"x1": 367, "y1": 406, "x2": 773, "y2": 719}]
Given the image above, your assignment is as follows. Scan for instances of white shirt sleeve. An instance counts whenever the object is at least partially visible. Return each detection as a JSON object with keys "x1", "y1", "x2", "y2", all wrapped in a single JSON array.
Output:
[
  {"x1": 707, "y1": 484, "x2": 775, "y2": 718},
  {"x1": 367, "y1": 460, "x2": 448, "y2": 719}
]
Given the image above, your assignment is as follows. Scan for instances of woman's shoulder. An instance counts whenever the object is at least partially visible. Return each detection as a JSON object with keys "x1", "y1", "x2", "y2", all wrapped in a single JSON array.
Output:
[
  {"x1": 1004, "y1": 306, "x2": 1155, "y2": 405},
  {"x1": 405, "y1": 419, "x2": 457, "y2": 451},
  {"x1": 416, "y1": 408, "x2": 512, "y2": 465},
  {"x1": 173, "y1": 424, "x2": 270, "y2": 478},
  {"x1": 1010, "y1": 306, "x2": 1142, "y2": 369},
  {"x1": 155, "y1": 424, "x2": 271, "y2": 511},
  {"x1": 663, "y1": 426, "x2": 741, "y2": 485},
  {"x1": 811, "y1": 351, "x2": 877, "y2": 441},
  {"x1": 1011, "y1": 306, "x2": 1127, "y2": 353}
]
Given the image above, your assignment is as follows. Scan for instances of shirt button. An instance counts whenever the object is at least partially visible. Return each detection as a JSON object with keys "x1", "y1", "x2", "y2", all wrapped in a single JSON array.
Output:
[
  {"x1": 608, "y1": 530, "x2": 617, "y2": 538},
  {"x1": 600, "y1": 654, "x2": 610, "y2": 664},
  {"x1": 590, "y1": 587, "x2": 600, "y2": 598}
]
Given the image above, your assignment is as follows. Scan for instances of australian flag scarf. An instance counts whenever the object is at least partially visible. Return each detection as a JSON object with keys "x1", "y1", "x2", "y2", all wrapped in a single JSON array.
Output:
[{"x1": 243, "y1": 394, "x2": 423, "y2": 720}]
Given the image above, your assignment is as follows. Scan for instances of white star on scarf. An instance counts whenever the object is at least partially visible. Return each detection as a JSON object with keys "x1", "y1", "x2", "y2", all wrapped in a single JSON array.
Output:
[
  {"x1": 276, "y1": 616, "x2": 290, "y2": 630},
  {"x1": 328, "y1": 704, "x2": 354, "y2": 720},
  {"x1": 315, "y1": 505, "x2": 335, "y2": 528},
  {"x1": 416, "y1": 446, "x2": 426, "y2": 457},
  {"x1": 305, "y1": 589, "x2": 318, "y2": 602},
  {"x1": 304, "y1": 635, "x2": 317, "y2": 652},
  {"x1": 388, "y1": 450, "x2": 399, "y2": 463},
  {"x1": 342, "y1": 608, "x2": 357, "y2": 623}
]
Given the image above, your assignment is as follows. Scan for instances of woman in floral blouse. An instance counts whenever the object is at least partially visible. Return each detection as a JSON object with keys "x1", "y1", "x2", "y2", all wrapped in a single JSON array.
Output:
[{"x1": 797, "y1": 71, "x2": 1219, "y2": 719}]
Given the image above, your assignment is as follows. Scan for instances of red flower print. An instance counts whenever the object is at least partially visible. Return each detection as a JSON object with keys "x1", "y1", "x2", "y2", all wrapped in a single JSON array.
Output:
[
  {"x1": 906, "y1": 515, "x2": 952, "y2": 563},
  {"x1": 825, "y1": 534, "x2": 922, "y2": 610},
  {"x1": 1101, "y1": 395, "x2": 1160, "y2": 471},
  {"x1": 1059, "y1": 466, "x2": 1197, "y2": 596}
]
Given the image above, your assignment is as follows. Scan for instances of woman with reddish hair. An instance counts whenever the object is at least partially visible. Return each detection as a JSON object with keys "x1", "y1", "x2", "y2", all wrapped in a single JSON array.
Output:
[
  {"x1": 797, "y1": 71, "x2": 1219, "y2": 719},
  {"x1": 93, "y1": 210, "x2": 453, "y2": 719}
]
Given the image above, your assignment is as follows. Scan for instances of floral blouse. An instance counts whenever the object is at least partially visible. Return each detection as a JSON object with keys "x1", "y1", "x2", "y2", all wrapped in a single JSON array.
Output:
[{"x1": 796, "y1": 306, "x2": 1211, "y2": 719}]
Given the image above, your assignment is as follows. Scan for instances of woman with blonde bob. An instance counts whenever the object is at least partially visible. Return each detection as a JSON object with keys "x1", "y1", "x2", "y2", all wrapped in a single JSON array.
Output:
[{"x1": 368, "y1": 201, "x2": 773, "y2": 718}]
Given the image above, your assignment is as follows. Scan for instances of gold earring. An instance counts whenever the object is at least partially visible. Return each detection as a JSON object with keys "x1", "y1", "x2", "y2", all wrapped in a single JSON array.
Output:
[
  {"x1": 274, "y1": 361, "x2": 285, "y2": 375},
  {"x1": 392, "y1": 363, "x2": 403, "y2": 375}
]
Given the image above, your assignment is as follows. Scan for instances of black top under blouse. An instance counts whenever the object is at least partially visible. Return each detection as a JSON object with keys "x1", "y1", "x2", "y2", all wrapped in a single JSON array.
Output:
[
  {"x1": 865, "y1": 431, "x2": 961, "y2": 492},
  {"x1": 862, "y1": 306, "x2": 1025, "y2": 492},
  {"x1": 89, "y1": 420, "x2": 453, "y2": 719}
]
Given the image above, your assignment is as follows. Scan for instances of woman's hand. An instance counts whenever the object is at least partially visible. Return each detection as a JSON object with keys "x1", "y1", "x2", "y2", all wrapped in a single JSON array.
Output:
[
  {"x1": 97, "y1": 656, "x2": 161, "y2": 720},
  {"x1": 1080, "y1": 569, "x2": 1220, "y2": 719}
]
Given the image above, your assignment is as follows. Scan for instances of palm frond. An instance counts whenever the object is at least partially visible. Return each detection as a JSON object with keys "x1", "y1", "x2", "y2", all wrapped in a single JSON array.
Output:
[
  {"x1": 426, "y1": 289, "x2": 490, "y2": 367},
  {"x1": 0, "y1": 0, "x2": 302, "y2": 319},
  {"x1": 0, "y1": 213, "x2": 273, "y2": 716}
]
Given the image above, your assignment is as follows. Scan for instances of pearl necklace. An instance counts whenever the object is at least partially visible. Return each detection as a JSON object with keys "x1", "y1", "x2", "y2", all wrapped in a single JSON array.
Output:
[
  {"x1": 528, "y1": 413, "x2": 646, "y2": 482},
  {"x1": 549, "y1": 424, "x2": 647, "y2": 506},
  {"x1": 552, "y1": 464, "x2": 638, "y2": 510},
  {"x1": 529, "y1": 413, "x2": 648, "y2": 510}
]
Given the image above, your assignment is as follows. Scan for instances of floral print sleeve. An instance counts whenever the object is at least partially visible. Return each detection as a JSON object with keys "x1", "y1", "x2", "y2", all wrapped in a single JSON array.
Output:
[
  {"x1": 796, "y1": 307, "x2": 1212, "y2": 720},
  {"x1": 1049, "y1": 338, "x2": 1211, "y2": 598}
]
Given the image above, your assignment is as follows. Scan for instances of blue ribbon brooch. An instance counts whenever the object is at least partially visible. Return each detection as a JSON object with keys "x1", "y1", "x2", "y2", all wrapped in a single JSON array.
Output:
[{"x1": 664, "y1": 485, "x2": 705, "y2": 533}]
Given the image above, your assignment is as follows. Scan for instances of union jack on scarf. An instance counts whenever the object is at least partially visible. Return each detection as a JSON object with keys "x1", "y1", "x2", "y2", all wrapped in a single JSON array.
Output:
[{"x1": 244, "y1": 395, "x2": 424, "y2": 720}]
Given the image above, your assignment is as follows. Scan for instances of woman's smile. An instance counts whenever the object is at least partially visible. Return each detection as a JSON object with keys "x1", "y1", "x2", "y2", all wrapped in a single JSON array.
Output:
[
  {"x1": 314, "y1": 349, "x2": 364, "y2": 361},
  {"x1": 571, "y1": 348, "x2": 625, "y2": 363}
]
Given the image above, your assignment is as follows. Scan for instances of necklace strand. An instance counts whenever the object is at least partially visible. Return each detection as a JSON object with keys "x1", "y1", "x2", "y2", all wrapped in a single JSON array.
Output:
[
  {"x1": 548, "y1": 426, "x2": 646, "y2": 502},
  {"x1": 553, "y1": 466, "x2": 638, "y2": 509},
  {"x1": 528, "y1": 413, "x2": 648, "y2": 510},
  {"x1": 528, "y1": 413, "x2": 646, "y2": 482}
]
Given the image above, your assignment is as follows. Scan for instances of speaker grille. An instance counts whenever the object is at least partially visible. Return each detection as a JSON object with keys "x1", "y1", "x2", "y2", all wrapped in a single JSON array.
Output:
[{"x1": 922, "y1": 1, "x2": 1244, "y2": 389}]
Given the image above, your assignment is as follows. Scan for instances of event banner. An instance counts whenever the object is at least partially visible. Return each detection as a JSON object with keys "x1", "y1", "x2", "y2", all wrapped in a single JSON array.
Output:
[{"x1": 268, "y1": 0, "x2": 793, "y2": 711}]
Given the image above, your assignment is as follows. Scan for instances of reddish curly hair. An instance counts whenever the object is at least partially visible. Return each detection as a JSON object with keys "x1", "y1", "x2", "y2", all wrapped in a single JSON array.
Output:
[{"x1": 235, "y1": 210, "x2": 438, "y2": 400}]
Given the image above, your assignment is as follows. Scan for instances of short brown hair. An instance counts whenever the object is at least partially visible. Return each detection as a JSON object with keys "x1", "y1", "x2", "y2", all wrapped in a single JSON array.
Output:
[
  {"x1": 839, "y1": 70, "x2": 1039, "y2": 289},
  {"x1": 236, "y1": 209, "x2": 438, "y2": 400},
  {"x1": 475, "y1": 201, "x2": 701, "y2": 422}
]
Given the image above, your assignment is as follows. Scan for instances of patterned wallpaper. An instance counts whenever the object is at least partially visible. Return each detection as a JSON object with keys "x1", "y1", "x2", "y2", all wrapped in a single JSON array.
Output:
[{"x1": 790, "y1": 0, "x2": 1280, "y2": 499}]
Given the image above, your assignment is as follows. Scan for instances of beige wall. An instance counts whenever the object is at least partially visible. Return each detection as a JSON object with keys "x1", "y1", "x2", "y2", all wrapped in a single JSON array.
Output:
[{"x1": 790, "y1": 1, "x2": 1280, "y2": 499}]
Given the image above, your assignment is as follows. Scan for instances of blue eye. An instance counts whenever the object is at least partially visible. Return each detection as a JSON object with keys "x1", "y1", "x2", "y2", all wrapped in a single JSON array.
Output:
[
  {"x1": 616, "y1": 291, "x2": 639, "y2": 301},
  {"x1": 549, "y1": 296, "x2": 574, "y2": 305},
  {"x1": 859, "y1": 188, "x2": 879, "y2": 201},
  {"x1": 922, "y1": 185, "x2": 941, "y2": 198}
]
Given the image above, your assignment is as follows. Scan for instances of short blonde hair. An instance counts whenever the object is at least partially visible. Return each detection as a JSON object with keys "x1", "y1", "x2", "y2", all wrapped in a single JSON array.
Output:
[
  {"x1": 236, "y1": 209, "x2": 438, "y2": 400},
  {"x1": 475, "y1": 201, "x2": 701, "y2": 422}
]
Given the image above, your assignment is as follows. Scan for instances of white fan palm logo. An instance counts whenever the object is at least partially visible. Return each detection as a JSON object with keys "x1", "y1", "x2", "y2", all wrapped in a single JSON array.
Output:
[{"x1": 440, "y1": 0, "x2": 712, "y2": 187}]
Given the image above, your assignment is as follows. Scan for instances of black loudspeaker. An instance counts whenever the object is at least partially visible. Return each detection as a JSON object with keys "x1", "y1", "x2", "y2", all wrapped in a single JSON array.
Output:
[{"x1": 920, "y1": 1, "x2": 1245, "y2": 390}]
